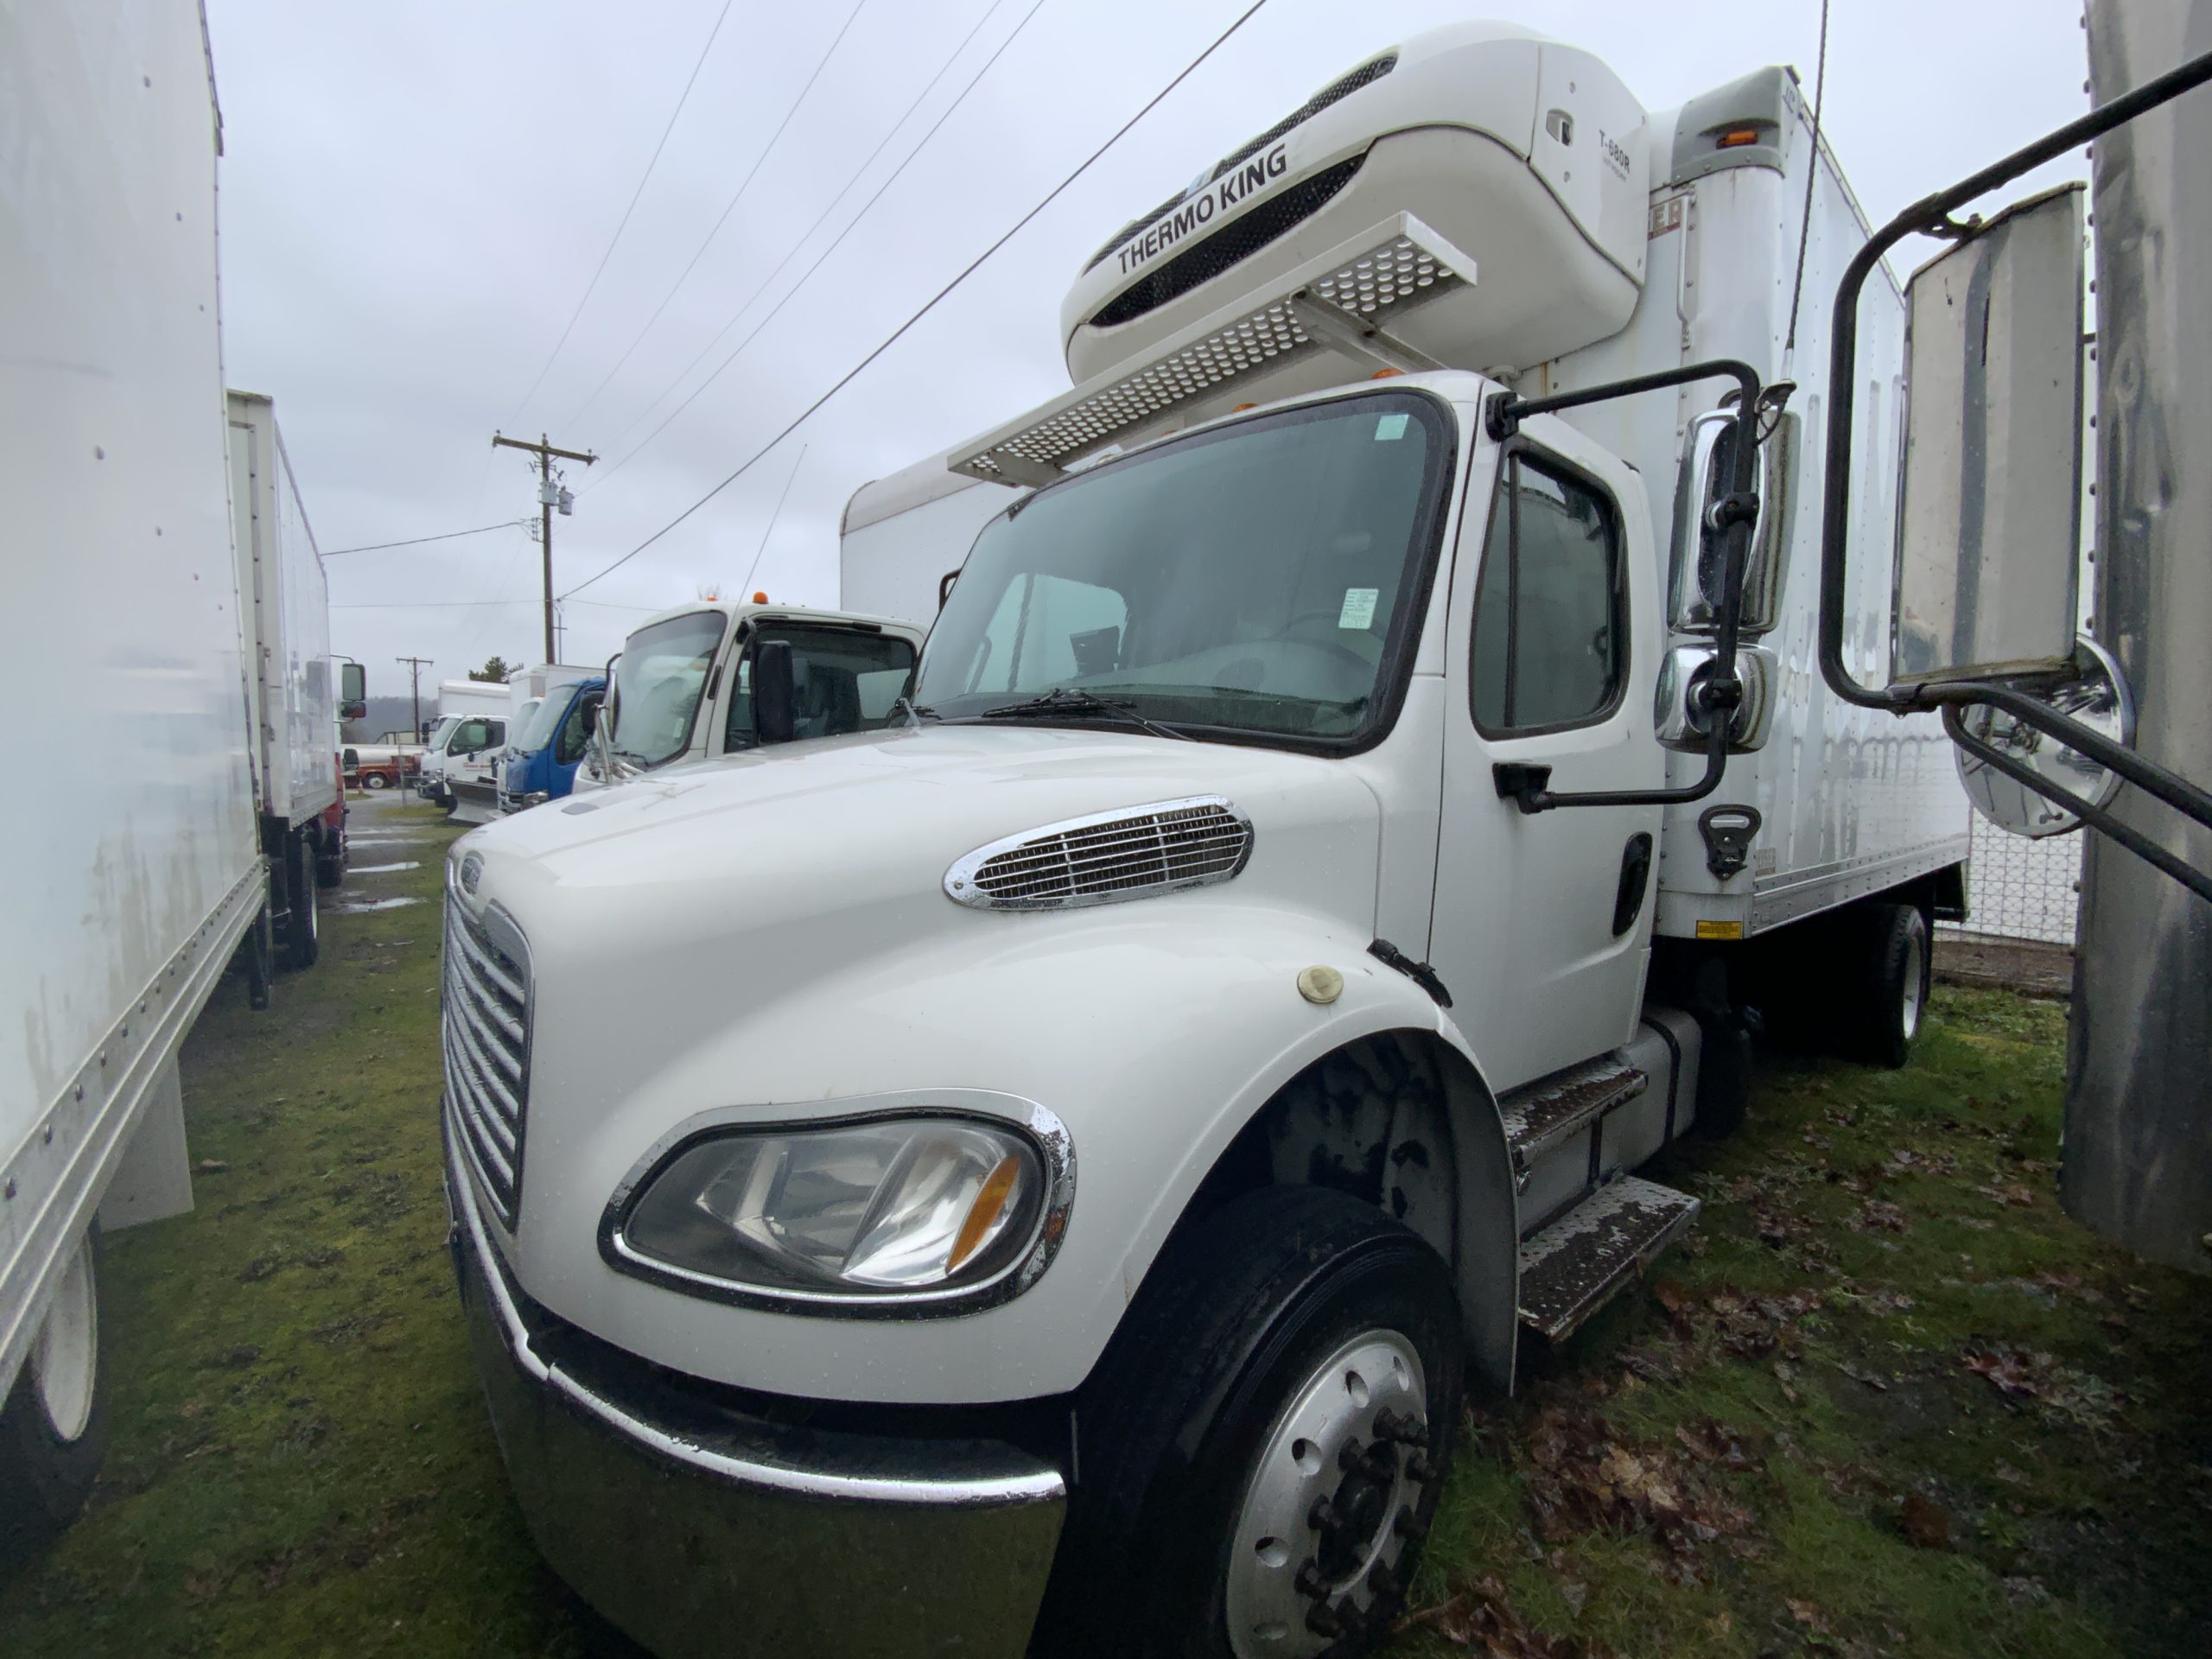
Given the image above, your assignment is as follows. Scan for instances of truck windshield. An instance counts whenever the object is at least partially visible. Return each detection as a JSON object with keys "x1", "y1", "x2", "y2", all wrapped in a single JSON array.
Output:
[
  {"x1": 424, "y1": 715, "x2": 458, "y2": 751},
  {"x1": 725, "y1": 625, "x2": 916, "y2": 750},
  {"x1": 609, "y1": 610, "x2": 727, "y2": 766},
  {"x1": 512, "y1": 693, "x2": 567, "y2": 754},
  {"x1": 913, "y1": 391, "x2": 1450, "y2": 746}
]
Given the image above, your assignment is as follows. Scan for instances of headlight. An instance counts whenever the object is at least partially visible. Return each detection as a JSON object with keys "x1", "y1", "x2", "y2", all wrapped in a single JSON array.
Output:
[{"x1": 604, "y1": 1109, "x2": 1072, "y2": 1313}]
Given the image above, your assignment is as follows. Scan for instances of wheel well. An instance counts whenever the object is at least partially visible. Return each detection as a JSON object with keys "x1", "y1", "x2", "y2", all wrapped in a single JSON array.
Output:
[{"x1": 1177, "y1": 1030, "x2": 1519, "y2": 1393}]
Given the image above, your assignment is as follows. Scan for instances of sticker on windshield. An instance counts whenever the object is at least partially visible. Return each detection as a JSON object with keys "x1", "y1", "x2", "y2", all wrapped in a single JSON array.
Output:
[
  {"x1": 1373, "y1": 412, "x2": 1410, "y2": 441},
  {"x1": 1338, "y1": 588, "x2": 1379, "y2": 629}
]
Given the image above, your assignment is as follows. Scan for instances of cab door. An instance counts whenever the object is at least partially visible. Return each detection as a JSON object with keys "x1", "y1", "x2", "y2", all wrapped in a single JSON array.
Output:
[{"x1": 1427, "y1": 416, "x2": 1664, "y2": 1092}]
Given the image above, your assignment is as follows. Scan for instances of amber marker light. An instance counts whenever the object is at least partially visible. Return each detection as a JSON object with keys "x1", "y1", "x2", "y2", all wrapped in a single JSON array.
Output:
[{"x1": 947, "y1": 1154, "x2": 1024, "y2": 1274}]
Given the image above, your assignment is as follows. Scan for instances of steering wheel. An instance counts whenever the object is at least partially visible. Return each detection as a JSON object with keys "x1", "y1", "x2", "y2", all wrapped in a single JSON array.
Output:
[{"x1": 1272, "y1": 607, "x2": 1378, "y2": 674}]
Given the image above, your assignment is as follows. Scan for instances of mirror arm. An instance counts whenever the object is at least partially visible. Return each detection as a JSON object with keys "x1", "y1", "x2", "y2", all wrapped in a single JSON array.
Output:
[
  {"x1": 1928, "y1": 682, "x2": 2212, "y2": 832},
  {"x1": 1942, "y1": 704, "x2": 2212, "y2": 906},
  {"x1": 1818, "y1": 43, "x2": 2212, "y2": 716},
  {"x1": 1489, "y1": 357, "x2": 1764, "y2": 815}
]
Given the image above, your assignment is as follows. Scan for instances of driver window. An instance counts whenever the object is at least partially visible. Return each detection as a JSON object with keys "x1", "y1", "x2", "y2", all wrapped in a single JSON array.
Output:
[
  {"x1": 452, "y1": 719, "x2": 489, "y2": 753},
  {"x1": 1471, "y1": 451, "x2": 1624, "y2": 734}
]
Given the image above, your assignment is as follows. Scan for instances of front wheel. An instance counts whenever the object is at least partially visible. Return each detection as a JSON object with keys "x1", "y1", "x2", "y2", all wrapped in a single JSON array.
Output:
[
  {"x1": 0, "y1": 1227, "x2": 111, "y2": 1564},
  {"x1": 1854, "y1": 901, "x2": 1931, "y2": 1069},
  {"x1": 362, "y1": 771, "x2": 389, "y2": 790},
  {"x1": 283, "y1": 833, "x2": 320, "y2": 971},
  {"x1": 1037, "y1": 1187, "x2": 1463, "y2": 1659}
]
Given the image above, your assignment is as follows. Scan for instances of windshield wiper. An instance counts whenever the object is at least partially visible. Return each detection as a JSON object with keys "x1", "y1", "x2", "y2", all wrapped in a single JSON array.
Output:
[{"x1": 973, "y1": 688, "x2": 1191, "y2": 741}]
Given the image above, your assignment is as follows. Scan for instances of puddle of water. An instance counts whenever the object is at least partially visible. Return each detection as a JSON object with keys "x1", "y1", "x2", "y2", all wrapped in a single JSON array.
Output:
[
  {"x1": 350, "y1": 861, "x2": 422, "y2": 874},
  {"x1": 333, "y1": 896, "x2": 423, "y2": 913}
]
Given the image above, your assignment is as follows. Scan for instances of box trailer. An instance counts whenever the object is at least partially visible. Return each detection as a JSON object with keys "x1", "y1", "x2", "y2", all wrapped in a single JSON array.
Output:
[
  {"x1": 226, "y1": 389, "x2": 351, "y2": 963},
  {"x1": 1, "y1": 0, "x2": 286, "y2": 1557}
]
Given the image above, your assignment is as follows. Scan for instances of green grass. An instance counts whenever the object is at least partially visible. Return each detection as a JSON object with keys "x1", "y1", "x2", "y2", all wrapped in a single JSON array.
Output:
[{"x1": 3, "y1": 836, "x2": 2205, "y2": 1657}]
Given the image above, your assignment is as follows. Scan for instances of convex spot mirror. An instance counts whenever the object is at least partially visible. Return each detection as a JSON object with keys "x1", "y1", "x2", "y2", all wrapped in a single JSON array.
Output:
[
  {"x1": 1654, "y1": 644, "x2": 1778, "y2": 754},
  {"x1": 1891, "y1": 184, "x2": 2086, "y2": 687},
  {"x1": 1954, "y1": 634, "x2": 2133, "y2": 838},
  {"x1": 1669, "y1": 404, "x2": 1797, "y2": 637}
]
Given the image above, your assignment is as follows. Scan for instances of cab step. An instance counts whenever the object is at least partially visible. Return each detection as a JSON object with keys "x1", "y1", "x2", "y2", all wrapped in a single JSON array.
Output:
[
  {"x1": 1516, "y1": 1175, "x2": 1700, "y2": 1341},
  {"x1": 1497, "y1": 1056, "x2": 1645, "y2": 1190}
]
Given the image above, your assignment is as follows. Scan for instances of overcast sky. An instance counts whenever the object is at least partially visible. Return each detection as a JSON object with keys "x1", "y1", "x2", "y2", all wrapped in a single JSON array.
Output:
[{"x1": 203, "y1": 0, "x2": 2094, "y2": 697}]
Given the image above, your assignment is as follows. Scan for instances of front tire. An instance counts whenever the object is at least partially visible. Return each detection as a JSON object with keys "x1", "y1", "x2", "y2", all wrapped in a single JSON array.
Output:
[
  {"x1": 1038, "y1": 1187, "x2": 1463, "y2": 1659},
  {"x1": 0, "y1": 1227, "x2": 111, "y2": 1564},
  {"x1": 363, "y1": 771, "x2": 389, "y2": 790}
]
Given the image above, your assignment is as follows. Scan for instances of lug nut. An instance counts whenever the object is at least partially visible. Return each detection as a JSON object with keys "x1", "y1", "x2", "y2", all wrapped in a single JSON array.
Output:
[
  {"x1": 1306, "y1": 1599, "x2": 1345, "y2": 1639},
  {"x1": 1392, "y1": 1505, "x2": 1419, "y2": 1539},
  {"x1": 1373, "y1": 1407, "x2": 1430, "y2": 1446},
  {"x1": 1307, "y1": 1496, "x2": 1342, "y2": 1534},
  {"x1": 1338, "y1": 1437, "x2": 1369, "y2": 1474},
  {"x1": 1294, "y1": 1559, "x2": 1328, "y2": 1599},
  {"x1": 1404, "y1": 1452, "x2": 1433, "y2": 1484}
]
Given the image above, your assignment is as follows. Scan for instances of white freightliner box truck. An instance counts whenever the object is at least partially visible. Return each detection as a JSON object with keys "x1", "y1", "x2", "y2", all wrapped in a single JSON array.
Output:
[
  {"x1": 568, "y1": 599, "x2": 925, "y2": 792},
  {"x1": 2, "y1": 0, "x2": 355, "y2": 1557},
  {"x1": 417, "y1": 678, "x2": 512, "y2": 810},
  {"x1": 441, "y1": 24, "x2": 1995, "y2": 1659},
  {"x1": 226, "y1": 389, "x2": 353, "y2": 968}
]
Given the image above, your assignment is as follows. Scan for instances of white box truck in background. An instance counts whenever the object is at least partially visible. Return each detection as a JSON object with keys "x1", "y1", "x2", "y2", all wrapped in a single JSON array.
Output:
[
  {"x1": 417, "y1": 678, "x2": 512, "y2": 811},
  {"x1": 226, "y1": 389, "x2": 352, "y2": 968},
  {"x1": 1, "y1": 1, "x2": 348, "y2": 1559},
  {"x1": 450, "y1": 25, "x2": 1983, "y2": 1657}
]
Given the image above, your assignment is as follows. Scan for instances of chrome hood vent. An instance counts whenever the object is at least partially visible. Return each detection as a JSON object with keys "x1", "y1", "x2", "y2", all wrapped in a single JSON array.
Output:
[{"x1": 945, "y1": 796, "x2": 1253, "y2": 912}]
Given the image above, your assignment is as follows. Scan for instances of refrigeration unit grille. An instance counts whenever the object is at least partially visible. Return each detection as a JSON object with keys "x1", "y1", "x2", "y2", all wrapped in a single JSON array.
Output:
[
  {"x1": 1089, "y1": 156, "x2": 1368, "y2": 329},
  {"x1": 1082, "y1": 52, "x2": 1400, "y2": 273},
  {"x1": 952, "y1": 218, "x2": 1469, "y2": 487},
  {"x1": 947, "y1": 797, "x2": 1253, "y2": 911},
  {"x1": 443, "y1": 899, "x2": 531, "y2": 1226}
]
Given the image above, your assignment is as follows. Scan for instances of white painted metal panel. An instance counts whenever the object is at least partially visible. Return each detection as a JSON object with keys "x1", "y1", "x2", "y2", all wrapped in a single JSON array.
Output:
[
  {"x1": 1, "y1": 0, "x2": 258, "y2": 1395},
  {"x1": 226, "y1": 390, "x2": 337, "y2": 828}
]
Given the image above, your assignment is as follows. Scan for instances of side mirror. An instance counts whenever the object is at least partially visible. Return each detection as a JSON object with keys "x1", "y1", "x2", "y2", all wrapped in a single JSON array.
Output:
[
  {"x1": 1669, "y1": 404, "x2": 1796, "y2": 636},
  {"x1": 1891, "y1": 185, "x2": 2087, "y2": 686},
  {"x1": 1654, "y1": 644, "x2": 1778, "y2": 753},
  {"x1": 753, "y1": 639, "x2": 797, "y2": 745},
  {"x1": 340, "y1": 661, "x2": 367, "y2": 721}
]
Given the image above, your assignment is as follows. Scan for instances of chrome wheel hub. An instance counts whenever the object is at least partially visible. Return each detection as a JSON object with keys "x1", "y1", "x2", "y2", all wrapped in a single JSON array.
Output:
[
  {"x1": 1225, "y1": 1330, "x2": 1430, "y2": 1658},
  {"x1": 1901, "y1": 931, "x2": 1925, "y2": 1040}
]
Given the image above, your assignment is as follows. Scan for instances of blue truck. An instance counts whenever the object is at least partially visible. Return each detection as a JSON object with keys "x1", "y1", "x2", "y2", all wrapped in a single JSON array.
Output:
[{"x1": 496, "y1": 676, "x2": 605, "y2": 814}]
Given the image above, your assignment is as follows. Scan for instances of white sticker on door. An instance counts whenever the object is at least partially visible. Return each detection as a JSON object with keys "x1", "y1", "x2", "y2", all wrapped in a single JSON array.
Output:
[
  {"x1": 1373, "y1": 412, "x2": 1409, "y2": 441},
  {"x1": 1338, "y1": 588, "x2": 1379, "y2": 629}
]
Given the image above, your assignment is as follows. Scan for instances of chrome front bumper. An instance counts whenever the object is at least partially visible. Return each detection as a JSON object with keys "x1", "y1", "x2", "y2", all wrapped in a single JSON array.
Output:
[{"x1": 443, "y1": 1124, "x2": 1066, "y2": 1659}]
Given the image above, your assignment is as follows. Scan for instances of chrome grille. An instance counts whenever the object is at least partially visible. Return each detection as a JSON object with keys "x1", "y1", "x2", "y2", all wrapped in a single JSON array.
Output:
[
  {"x1": 945, "y1": 796, "x2": 1253, "y2": 912},
  {"x1": 442, "y1": 896, "x2": 531, "y2": 1227}
]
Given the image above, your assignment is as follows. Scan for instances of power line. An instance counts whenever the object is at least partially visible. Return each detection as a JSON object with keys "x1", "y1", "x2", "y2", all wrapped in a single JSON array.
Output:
[
  {"x1": 563, "y1": 0, "x2": 871, "y2": 433},
  {"x1": 582, "y1": 0, "x2": 1052, "y2": 500},
  {"x1": 334, "y1": 599, "x2": 542, "y2": 610},
  {"x1": 562, "y1": 0, "x2": 1272, "y2": 599},
  {"x1": 323, "y1": 520, "x2": 530, "y2": 556},
  {"x1": 737, "y1": 442, "x2": 809, "y2": 597},
  {"x1": 582, "y1": 0, "x2": 1016, "y2": 493},
  {"x1": 503, "y1": 0, "x2": 737, "y2": 428}
]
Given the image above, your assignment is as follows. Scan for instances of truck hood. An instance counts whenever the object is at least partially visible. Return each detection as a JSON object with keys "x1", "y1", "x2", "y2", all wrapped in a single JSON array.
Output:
[{"x1": 454, "y1": 724, "x2": 1387, "y2": 1096}]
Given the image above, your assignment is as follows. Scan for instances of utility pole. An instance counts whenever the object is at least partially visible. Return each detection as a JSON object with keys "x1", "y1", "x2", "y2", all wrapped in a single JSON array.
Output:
[
  {"x1": 491, "y1": 430, "x2": 595, "y2": 662},
  {"x1": 396, "y1": 655, "x2": 433, "y2": 741}
]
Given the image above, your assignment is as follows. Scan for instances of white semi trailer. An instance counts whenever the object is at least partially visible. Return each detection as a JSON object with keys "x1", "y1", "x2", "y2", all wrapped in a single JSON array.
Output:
[
  {"x1": 442, "y1": 24, "x2": 1993, "y2": 1659},
  {"x1": 2, "y1": 0, "x2": 353, "y2": 1559}
]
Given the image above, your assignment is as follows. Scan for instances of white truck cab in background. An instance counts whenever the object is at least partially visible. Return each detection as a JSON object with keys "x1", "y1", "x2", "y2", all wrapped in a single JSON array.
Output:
[
  {"x1": 571, "y1": 598, "x2": 924, "y2": 792},
  {"x1": 446, "y1": 24, "x2": 1983, "y2": 1659},
  {"x1": 416, "y1": 679, "x2": 511, "y2": 811}
]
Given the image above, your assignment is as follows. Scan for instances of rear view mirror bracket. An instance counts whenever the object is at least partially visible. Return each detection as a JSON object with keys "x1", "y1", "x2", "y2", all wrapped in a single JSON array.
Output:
[{"x1": 1815, "y1": 45, "x2": 2212, "y2": 897}]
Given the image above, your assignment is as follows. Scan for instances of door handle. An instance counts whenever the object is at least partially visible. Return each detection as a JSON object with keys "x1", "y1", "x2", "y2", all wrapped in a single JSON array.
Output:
[{"x1": 1612, "y1": 832, "x2": 1655, "y2": 937}]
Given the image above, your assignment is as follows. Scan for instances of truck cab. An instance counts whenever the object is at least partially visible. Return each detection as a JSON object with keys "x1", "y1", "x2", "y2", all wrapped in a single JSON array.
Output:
[
  {"x1": 416, "y1": 707, "x2": 507, "y2": 810},
  {"x1": 443, "y1": 24, "x2": 1971, "y2": 1659},
  {"x1": 498, "y1": 675, "x2": 606, "y2": 812},
  {"x1": 571, "y1": 598, "x2": 925, "y2": 791}
]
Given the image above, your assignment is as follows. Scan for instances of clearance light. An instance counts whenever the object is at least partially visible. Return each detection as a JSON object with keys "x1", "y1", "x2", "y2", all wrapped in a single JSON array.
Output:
[
  {"x1": 1715, "y1": 127, "x2": 1764, "y2": 149},
  {"x1": 1370, "y1": 367, "x2": 1405, "y2": 379},
  {"x1": 752, "y1": 590, "x2": 768, "y2": 603}
]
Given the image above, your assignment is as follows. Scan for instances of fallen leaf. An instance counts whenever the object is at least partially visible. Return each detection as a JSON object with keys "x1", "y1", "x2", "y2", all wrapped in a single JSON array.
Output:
[
  {"x1": 195, "y1": 1159, "x2": 230, "y2": 1174},
  {"x1": 1900, "y1": 1493, "x2": 1954, "y2": 1549}
]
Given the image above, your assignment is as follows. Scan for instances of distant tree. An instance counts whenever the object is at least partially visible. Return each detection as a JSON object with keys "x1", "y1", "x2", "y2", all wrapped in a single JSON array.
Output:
[{"x1": 469, "y1": 655, "x2": 516, "y2": 683}]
